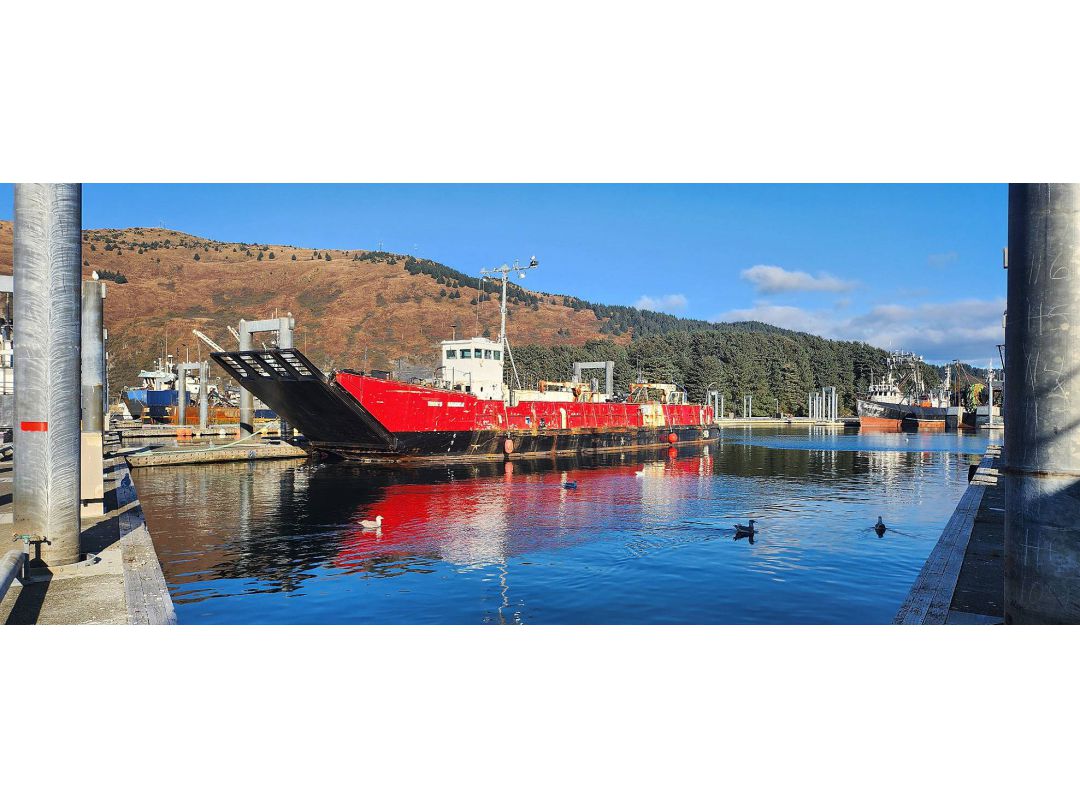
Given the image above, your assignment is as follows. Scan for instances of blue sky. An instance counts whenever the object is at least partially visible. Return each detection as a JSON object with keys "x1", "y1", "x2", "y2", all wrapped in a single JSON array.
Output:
[{"x1": 0, "y1": 183, "x2": 1007, "y2": 364}]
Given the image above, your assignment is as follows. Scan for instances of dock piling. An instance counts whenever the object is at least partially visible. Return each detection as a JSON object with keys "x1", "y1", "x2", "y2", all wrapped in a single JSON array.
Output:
[
  {"x1": 238, "y1": 319, "x2": 253, "y2": 437},
  {"x1": 1004, "y1": 183, "x2": 1080, "y2": 623},
  {"x1": 199, "y1": 361, "x2": 209, "y2": 430},
  {"x1": 12, "y1": 183, "x2": 83, "y2": 567},
  {"x1": 177, "y1": 361, "x2": 188, "y2": 427},
  {"x1": 81, "y1": 280, "x2": 104, "y2": 434}
]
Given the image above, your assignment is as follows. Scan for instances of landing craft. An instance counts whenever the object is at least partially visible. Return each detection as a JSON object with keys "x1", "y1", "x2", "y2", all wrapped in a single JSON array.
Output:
[{"x1": 213, "y1": 259, "x2": 719, "y2": 461}]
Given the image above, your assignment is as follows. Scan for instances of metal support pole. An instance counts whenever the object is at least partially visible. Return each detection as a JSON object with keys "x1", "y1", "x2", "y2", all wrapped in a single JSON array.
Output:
[
  {"x1": 278, "y1": 314, "x2": 293, "y2": 440},
  {"x1": 177, "y1": 366, "x2": 187, "y2": 426},
  {"x1": 748, "y1": 395, "x2": 752, "y2": 418},
  {"x1": 1004, "y1": 183, "x2": 1080, "y2": 623},
  {"x1": 102, "y1": 326, "x2": 110, "y2": 429},
  {"x1": 199, "y1": 361, "x2": 209, "y2": 430},
  {"x1": 80, "y1": 279, "x2": 104, "y2": 433},
  {"x1": 13, "y1": 183, "x2": 82, "y2": 567},
  {"x1": 720, "y1": 394, "x2": 724, "y2": 419},
  {"x1": 238, "y1": 319, "x2": 253, "y2": 437}
]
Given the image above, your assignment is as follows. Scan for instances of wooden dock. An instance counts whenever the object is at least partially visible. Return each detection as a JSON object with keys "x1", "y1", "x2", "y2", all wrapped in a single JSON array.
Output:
[{"x1": 894, "y1": 446, "x2": 1004, "y2": 625}]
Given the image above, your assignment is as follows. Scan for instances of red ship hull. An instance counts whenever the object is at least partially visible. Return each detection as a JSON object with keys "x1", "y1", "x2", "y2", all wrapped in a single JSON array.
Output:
[{"x1": 213, "y1": 348, "x2": 718, "y2": 461}]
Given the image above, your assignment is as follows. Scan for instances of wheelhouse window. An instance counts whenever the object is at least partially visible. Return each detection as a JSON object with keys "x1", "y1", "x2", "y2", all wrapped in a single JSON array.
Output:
[
  {"x1": 494, "y1": 350, "x2": 501, "y2": 360},
  {"x1": 484, "y1": 349, "x2": 493, "y2": 359},
  {"x1": 460, "y1": 349, "x2": 472, "y2": 358},
  {"x1": 445, "y1": 349, "x2": 457, "y2": 359}
]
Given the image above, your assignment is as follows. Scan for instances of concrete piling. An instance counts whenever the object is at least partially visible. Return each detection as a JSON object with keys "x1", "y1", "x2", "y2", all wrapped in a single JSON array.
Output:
[
  {"x1": 1004, "y1": 183, "x2": 1080, "y2": 623},
  {"x1": 12, "y1": 183, "x2": 83, "y2": 567}
]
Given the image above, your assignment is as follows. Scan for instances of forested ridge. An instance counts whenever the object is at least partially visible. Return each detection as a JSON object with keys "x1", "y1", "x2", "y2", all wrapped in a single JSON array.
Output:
[
  {"x1": 0, "y1": 221, "x2": 951, "y2": 410},
  {"x1": 511, "y1": 324, "x2": 944, "y2": 417}
]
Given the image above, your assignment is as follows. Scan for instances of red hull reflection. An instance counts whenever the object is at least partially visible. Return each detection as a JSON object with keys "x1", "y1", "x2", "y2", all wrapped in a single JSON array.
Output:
[{"x1": 335, "y1": 450, "x2": 715, "y2": 569}]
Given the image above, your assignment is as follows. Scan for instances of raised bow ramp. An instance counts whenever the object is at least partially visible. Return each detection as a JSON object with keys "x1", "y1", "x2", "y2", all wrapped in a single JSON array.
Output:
[{"x1": 211, "y1": 349, "x2": 395, "y2": 455}]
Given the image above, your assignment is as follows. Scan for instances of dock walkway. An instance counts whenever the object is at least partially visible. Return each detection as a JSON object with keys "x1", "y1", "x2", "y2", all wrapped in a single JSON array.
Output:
[
  {"x1": 127, "y1": 439, "x2": 307, "y2": 467},
  {"x1": 894, "y1": 446, "x2": 1004, "y2": 625},
  {"x1": 0, "y1": 454, "x2": 176, "y2": 625}
]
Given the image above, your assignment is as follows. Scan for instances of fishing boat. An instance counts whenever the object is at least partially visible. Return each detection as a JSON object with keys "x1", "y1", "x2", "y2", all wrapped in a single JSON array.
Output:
[
  {"x1": 856, "y1": 351, "x2": 949, "y2": 430},
  {"x1": 212, "y1": 259, "x2": 718, "y2": 461}
]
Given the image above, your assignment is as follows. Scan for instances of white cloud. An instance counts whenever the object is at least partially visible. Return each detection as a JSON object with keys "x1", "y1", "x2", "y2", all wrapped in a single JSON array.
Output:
[
  {"x1": 741, "y1": 264, "x2": 856, "y2": 295},
  {"x1": 713, "y1": 296, "x2": 1006, "y2": 364},
  {"x1": 635, "y1": 293, "x2": 688, "y2": 314}
]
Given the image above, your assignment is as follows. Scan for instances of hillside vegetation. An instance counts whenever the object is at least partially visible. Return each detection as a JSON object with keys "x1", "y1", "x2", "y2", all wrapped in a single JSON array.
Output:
[
  {"x1": 0, "y1": 222, "x2": 619, "y2": 391},
  {"x1": 0, "y1": 220, "x2": 938, "y2": 415},
  {"x1": 512, "y1": 330, "x2": 942, "y2": 417}
]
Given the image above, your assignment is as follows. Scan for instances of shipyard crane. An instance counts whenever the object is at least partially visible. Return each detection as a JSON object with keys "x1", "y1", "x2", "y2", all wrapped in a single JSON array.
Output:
[
  {"x1": 227, "y1": 325, "x2": 242, "y2": 344},
  {"x1": 191, "y1": 329, "x2": 226, "y2": 354}
]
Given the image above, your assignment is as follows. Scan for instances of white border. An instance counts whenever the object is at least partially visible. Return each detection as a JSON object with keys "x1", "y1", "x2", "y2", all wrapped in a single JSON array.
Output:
[{"x1": 4, "y1": 3, "x2": 1080, "y2": 806}]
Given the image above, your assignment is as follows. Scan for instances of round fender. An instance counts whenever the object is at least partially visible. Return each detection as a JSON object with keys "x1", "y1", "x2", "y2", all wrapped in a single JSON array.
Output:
[
  {"x1": 504, "y1": 438, "x2": 515, "y2": 455},
  {"x1": 667, "y1": 432, "x2": 678, "y2": 444}
]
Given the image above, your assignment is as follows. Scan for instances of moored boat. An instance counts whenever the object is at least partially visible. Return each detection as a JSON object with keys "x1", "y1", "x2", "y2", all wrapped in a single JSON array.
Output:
[
  {"x1": 212, "y1": 259, "x2": 717, "y2": 461},
  {"x1": 856, "y1": 351, "x2": 948, "y2": 430}
]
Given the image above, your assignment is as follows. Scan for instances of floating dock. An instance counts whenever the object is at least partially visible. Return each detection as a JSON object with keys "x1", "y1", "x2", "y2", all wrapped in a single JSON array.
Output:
[
  {"x1": 126, "y1": 440, "x2": 308, "y2": 467},
  {"x1": 894, "y1": 446, "x2": 1003, "y2": 625},
  {"x1": 0, "y1": 454, "x2": 176, "y2": 625},
  {"x1": 112, "y1": 422, "x2": 287, "y2": 440},
  {"x1": 716, "y1": 417, "x2": 846, "y2": 428}
]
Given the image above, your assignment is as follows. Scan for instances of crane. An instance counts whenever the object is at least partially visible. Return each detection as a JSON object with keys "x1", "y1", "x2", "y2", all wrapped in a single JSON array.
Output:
[
  {"x1": 191, "y1": 329, "x2": 225, "y2": 353},
  {"x1": 227, "y1": 325, "x2": 241, "y2": 344}
]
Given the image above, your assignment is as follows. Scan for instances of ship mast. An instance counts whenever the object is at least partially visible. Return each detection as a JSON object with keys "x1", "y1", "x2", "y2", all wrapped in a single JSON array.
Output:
[{"x1": 480, "y1": 256, "x2": 538, "y2": 389}]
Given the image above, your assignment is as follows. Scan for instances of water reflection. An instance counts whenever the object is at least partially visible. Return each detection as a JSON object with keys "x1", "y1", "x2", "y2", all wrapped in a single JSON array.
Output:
[{"x1": 133, "y1": 426, "x2": 989, "y2": 624}]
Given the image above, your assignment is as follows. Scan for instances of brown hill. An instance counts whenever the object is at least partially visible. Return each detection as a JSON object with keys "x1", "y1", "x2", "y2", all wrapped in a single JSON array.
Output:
[{"x1": 0, "y1": 221, "x2": 627, "y2": 393}]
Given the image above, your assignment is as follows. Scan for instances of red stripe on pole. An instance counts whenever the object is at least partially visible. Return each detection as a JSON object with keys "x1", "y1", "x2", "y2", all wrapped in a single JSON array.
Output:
[{"x1": 20, "y1": 421, "x2": 48, "y2": 432}]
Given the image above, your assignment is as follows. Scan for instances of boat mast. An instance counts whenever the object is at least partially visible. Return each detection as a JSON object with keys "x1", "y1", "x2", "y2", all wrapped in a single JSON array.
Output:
[{"x1": 480, "y1": 256, "x2": 538, "y2": 389}]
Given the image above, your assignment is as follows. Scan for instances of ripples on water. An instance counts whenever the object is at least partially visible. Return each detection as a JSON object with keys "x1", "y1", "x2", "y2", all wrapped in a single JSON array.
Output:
[{"x1": 132, "y1": 426, "x2": 990, "y2": 624}]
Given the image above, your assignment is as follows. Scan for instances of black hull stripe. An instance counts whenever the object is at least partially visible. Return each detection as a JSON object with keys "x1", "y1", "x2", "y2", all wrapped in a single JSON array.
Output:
[{"x1": 311, "y1": 426, "x2": 716, "y2": 462}]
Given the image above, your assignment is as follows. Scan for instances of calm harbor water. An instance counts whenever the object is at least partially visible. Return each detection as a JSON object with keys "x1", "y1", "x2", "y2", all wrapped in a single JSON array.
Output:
[{"x1": 133, "y1": 426, "x2": 991, "y2": 624}]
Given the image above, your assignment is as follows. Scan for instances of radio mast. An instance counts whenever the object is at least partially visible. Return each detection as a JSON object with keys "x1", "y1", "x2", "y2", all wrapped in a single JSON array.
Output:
[
  {"x1": 480, "y1": 256, "x2": 538, "y2": 390},
  {"x1": 480, "y1": 256, "x2": 538, "y2": 346}
]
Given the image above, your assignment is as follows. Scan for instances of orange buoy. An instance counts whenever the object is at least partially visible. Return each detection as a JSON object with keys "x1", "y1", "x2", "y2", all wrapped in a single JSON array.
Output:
[
  {"x1": 504, "y1": 438, "x2": 515, "y2": 455},
  {"x1": 667, "y1": 432, "x2": 678, "y2": 444}
]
